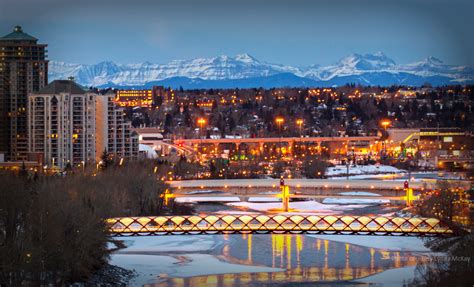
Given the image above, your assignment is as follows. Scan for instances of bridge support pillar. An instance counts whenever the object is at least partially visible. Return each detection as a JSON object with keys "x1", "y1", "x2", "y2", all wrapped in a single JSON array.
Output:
[
  {"x1": 405, "y1": 188, "x2": 414, "y2": 206},
  {"x1": 281, "y1": 185, "x2": 290, "y2": 212}
]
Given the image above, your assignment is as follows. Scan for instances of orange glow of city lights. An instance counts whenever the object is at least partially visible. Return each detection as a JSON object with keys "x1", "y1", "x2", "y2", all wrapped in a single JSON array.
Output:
[
  {"x1": 275, "y1": 117, "x2": 284, "y2": 125},
  {"x1": 197, "y1": 118, "x2": 207, "y2": 127},
  {"x1": 380, "y1": 120, "x2": 391, "y2": 128}
]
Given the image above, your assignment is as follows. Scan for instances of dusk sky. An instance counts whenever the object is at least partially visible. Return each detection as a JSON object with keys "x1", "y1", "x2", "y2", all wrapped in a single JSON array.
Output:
[{"x1": 1, "y1": 0, "x2": 472, "y2": 66}]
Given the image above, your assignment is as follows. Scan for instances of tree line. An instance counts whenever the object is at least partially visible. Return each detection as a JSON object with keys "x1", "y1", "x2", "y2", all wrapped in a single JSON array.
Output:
[{"x1": 0, "y1": 160, "x2": 192, "y2": 285}]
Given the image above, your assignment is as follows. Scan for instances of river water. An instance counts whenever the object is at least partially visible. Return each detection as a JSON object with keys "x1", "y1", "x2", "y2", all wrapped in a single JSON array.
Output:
[{"x1": 112, "y1": 233, "x2": 426, "y2": 287}]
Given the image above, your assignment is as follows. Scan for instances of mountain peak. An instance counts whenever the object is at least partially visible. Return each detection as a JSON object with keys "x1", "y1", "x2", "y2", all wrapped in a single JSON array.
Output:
[
  {"x1": 96, "y1": 60, "x2": 119, "y2": 67},
  {"x1": 234, "y1": 53, "x2": 258, "y2": 63},
  {"x1": 423, "y1": 56, "x2": 443, "y2": 64},
  {"x1": 337, "y1": 52, "x2": 396, "y2": 70},
  {"x1": 373, "y1": 51, "x2": 386, "y2": 57}
]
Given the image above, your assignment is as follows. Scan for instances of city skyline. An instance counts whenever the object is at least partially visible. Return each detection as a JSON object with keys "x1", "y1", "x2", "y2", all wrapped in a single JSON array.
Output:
[{"x1": 0, "y1": 0, "x2": 472, "y2": 67}]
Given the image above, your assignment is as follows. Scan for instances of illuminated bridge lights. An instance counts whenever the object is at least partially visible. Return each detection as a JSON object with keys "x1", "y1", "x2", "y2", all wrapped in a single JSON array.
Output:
[{"x1": 107, "y1": 215, "x2": 454, "y2": 236}]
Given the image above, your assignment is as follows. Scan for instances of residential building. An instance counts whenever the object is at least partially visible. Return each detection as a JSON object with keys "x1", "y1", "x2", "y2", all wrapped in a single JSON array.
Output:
[
  {"x1": 0, "y1": 26, "x2": 48, "y2": 161},
  {"x1": 28, "y1": 80, "x2": 96, "y2": 168},
  {"x1": 96, "y1": 92, "x2": 139, "y2": 162},
  {"x1": 28, "y1": 80, "x2": 138, "y2": 169}
]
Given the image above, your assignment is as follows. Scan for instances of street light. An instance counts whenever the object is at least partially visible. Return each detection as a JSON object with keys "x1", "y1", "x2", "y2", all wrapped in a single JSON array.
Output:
[
  {"x1": 380, "y1": 119, "x2": 391, "y2": 131},
  {"x1": 380, "y1": 120, "x2": 391, "y2": 154},
  {"x1": 197, "y1": 117, "x2": 207, "y2": 150},
  {"x1": 197, "y1": 118, "x2": 206, "y2": 133},
  {"x1": 275, "y1": 117, "x2": 284, "y2": 134},
  {"x1": 296, "y1": 119, "x2": 303, "y2": 137},
  {"x1": 275, "y1": 117, "x2": 285, "y2": 154}
]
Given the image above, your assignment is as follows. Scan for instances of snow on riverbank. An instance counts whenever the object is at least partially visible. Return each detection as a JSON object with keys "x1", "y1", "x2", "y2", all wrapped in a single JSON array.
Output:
[
  {"x1": 352, "y1": 266, "x2": 418, "y2": 287},
  {"x1": 248, "y1": 197, "x2": 281, "y2": 202},
  {"x1": 326, "y1": 165, "x2": 405, "y2": 177},
  {"x1": 323, "y1": 191, "x2": 389, "y2": 205},
  {"x1": 110, "y1": 253, "x2": 282, "y2": 286},
  {"x1": 115, "y1": 236, "x2": 217, "y2": 253},
  {"x1": 339, "y1": 191, "x2": 381, "y2": 196},
  {"x1": 322, "y1": 198, "x2": 390, "y2": 204},
  {"x1": 110, "y1": 235, "x2": 283, "y2": 286},
  {"x1": 175, "y1": 196, "x2": 240, "y2": 203},
  {"x1": 185, "y1": 190, "x2": 226, "y2": 194},
  {"x1": 306, "y1": 234, "x2": 430, "y2": 252},
  {"x1": 227, "y1": 200, "x2": 368, "y2": 214}
]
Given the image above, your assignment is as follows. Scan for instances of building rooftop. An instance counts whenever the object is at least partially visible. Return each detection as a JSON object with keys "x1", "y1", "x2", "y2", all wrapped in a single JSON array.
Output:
[
  {"x1": 37, "y1": 80, "x2": 87, "y2": 95},
  {"x1": 0, "y1": 26, "x2": 38, "y2": 42}
]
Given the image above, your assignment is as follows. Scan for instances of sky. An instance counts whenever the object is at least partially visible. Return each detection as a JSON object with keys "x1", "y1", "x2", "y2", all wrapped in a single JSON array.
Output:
[{"x1": 0, "y1": 0, "x2": 472, "y2": 66}]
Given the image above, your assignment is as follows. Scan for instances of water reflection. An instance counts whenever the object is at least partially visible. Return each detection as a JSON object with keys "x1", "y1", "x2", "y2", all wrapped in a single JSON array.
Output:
[{"x1": 147, "y1": 234, "x2": 420, "y2": 287}]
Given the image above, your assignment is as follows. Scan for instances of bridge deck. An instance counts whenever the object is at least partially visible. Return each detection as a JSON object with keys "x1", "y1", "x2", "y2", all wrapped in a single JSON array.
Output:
[
  {"x1": 107, "y1": 214, "x2": 454, "y2": 236},
  {"x1": 168, "y1": 179, "x2": 433, "y2": 191},
  {"x1": 171, "y1": 193, "x2": 403, "y2": 201}
]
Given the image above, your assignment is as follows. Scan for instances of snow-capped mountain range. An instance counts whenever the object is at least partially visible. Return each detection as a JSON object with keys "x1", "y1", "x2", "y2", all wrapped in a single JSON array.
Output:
[{"x1": 49, "y1": 52, "x2": 473, "y2": 88}]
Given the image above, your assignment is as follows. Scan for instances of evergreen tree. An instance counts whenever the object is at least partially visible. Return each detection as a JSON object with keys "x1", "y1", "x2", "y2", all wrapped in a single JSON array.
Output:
[{"x1": 100, "y1": 149, "x2": 112, "y2": 170}]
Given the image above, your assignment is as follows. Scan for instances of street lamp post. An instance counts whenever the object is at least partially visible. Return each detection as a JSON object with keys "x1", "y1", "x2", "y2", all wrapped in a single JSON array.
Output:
[
  {"x1": 380, "y1": 119, "x2": 391, "y2": 155},
  {"x1": 197, "y1": 118, "x2": 206, "y2": 137},
  {"x1": 296, "y1": 119, "x2": 303, "y2": 138},
  {"x1": 275, "y1": 117, "x2": 284, "y2": 153},
  {"x1": 197, "y1": 117, "x2": 206, "y2": 153},
  {"x1": 275, "y1": 117, "x2": 284, "y2": 135}
]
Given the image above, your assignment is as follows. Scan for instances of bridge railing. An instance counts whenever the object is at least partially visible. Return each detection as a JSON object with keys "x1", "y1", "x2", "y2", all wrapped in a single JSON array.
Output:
[{"x1": 107, "y1": 214, "x2": 454, "y2": 236}]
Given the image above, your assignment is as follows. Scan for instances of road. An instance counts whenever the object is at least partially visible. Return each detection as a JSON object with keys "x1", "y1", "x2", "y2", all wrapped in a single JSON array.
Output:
[{"x1": 172, "y1": 136, "x2": 378, "y2": 145}]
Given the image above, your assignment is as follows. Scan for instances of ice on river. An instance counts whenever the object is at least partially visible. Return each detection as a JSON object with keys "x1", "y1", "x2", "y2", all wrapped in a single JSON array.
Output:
[{"x1": 227, "y1": 200, "x2": 368, "y2": 214}]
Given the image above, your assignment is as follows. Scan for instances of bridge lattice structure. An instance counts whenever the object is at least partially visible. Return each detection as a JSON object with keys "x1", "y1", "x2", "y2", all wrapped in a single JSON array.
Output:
[{"x1": 107, "y1": 214, "x2": 454, "y2": 237}]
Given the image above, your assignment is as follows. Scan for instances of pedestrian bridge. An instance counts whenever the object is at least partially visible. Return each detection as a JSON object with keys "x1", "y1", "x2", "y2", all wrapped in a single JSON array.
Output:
[{"x1": 107, "y1": 214, "x2": 455, "y2": 237}]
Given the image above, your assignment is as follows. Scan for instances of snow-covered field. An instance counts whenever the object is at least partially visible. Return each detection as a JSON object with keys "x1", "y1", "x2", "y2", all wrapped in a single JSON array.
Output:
[{"x1": 326, "y1": 164, "x2": 405, "y2": 177}]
